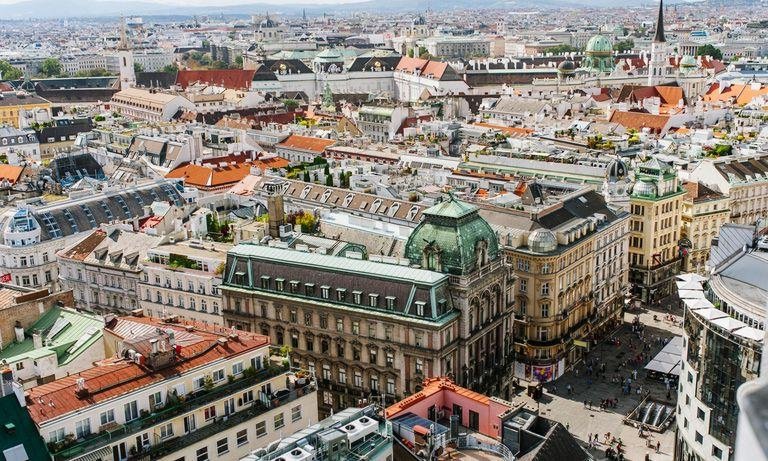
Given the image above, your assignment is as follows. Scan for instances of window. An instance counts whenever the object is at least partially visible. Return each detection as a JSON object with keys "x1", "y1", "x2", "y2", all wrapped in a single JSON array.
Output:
[
  {"x1": 339, "y1": 368, "x2": 347, "y2": 384},
  {"x1": 352, "y1": 321, "x2": 360, "y2": 335},
  {"x1": 217, "y1": 438, "x2": 229, "y2": 456},
  {"x1": 274, "y1": 412, "x2": 285, "y2": 429},
  {"x1": 150, "y1": 391, "x2": 163, "y2": 408},
  {"x1": 415, "y1": 301, "x2": 426, "y2": 316},
  {"x1": 416, "y1": 359, "x2": 424, "y2": 374},
  {"x1": 99, "y1": 409, "x2": 115, "y2": 426},
  {"x1": 320, "y1": 315, "x2": 328, "y2": 329},
  {"x1": 242, "y1": 390, "x2": 254, "y2": 405},
  {"x1": 369, "y1": 294, "x2": 379, "y2": 307},
  {"x1": 712, "y1": 446, "x2": 723, "y2": 459},
  {"x1": 49, "y1": 428, "x2": 65, "y2": 443},
  {"x1": 368, "y1": 322, "x2": 376, "y2": 337},
  {"x1": 124, "y1": 401, "x2": 139, "y2": 422},
  {"x1": 541, "y1": 283, "x2": 549, "y2": 296},
  {"x1": 304, "y1": 312, "x2": 312, "y2": 326},
  {"x1": 694, "y1": 431, "x2": 703, "y2": 444},
  {"x1": 232, "y1": 362, "x2": 243, "y2": 376},
  {"x1": 291, "y1": 405, "x2": 302, "y2": 422},
  {"x1": 519, "y1": 279, "x2": 527, "y2": 293},
  {"x1": 354, "y1": 371, "x2": 362, "y2": 388},
  {"x1": 336, "y1": 318, "x2": 344, "y2": 332},
  {"x1": 193, "y1": 376, "x2": 206, "y2": 390},
  {"x1": 256, "y1": 420, "x2": 267, "y2": 438},
  {"x1": 371, "y1": 375, "x2": 379, "y2": 391},
  {"x1": 160, "y1": 422, "x2": 173, "y2": 439},
  {"x1": 275, "y1": 279, "x2": 284, "y2": 291},
  {"x1": 236, "y1": 429, "x2": 248, "y2": 446},
  {"x1": 386, "y1": 296, "x2": 397, "y2": 309},
  {"x1": 353, "y1": 291, "x2": 362, "y2": 304},
  {"x1": 370, "y1": 348, "x2": 378, "y2": 364},
  {"x1": 323, "y1": 391, "x2": 333, "y2": 406},
  {"x1": 387, "y1": 378, "x2": 395, "y2": 395},
  {"x1": 204, "y1": 405, "x2": 217, "y2": 421},
  {"x1": 184, "y1": 414, "x2": 196, "y2": 433},
  {"x1": 75, "y1": 418, "x2": 91, "y2": 439},
  {"x1": 196, "y1": 446, "x2": 208, "y2": 461},
  {"x1": 321, "y1": 286, "x2": 330, "y2": 299},
  {"x1": 290, "y1": 310, "x2": 297, "y2": 323},
  {"x1": 386, "y1": 352, "x2": 394, "y2": 368},
  {"x1": 697, "y1": 407, "x2": 705, "y2": 421},
  {"x1": 385, "y1": 326, "x2": 393, "y2": 341},
  {"x1": 541, "y1": 303, "x2": 549, "y2": 318},
  {"x1": 336, "y1": 288, "x2": 346, "y2": 302}
]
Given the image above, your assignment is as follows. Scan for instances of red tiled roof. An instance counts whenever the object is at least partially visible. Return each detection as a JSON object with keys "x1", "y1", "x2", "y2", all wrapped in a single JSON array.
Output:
[
  {"x1": 396, "y1": 56, "x2": 449, "y2": 80},
  {"x1": 609, "y1": 110, "x2": 670, "y2": 133},
  {"x1": 276, "y1": 134, "x2": 335, "y2": 153},
  {"x1": 58, "y1": 230, "x2": 107, "y2": 261},
  {"x1": 175, "y1": 70, "x2": 256, "y2": 90},
  {"x1": 27, "y1": 316, "x2": 269, "y2": 425},
  {"x1": 704, "y1": 82, "x2": 768, "y2": 106}
]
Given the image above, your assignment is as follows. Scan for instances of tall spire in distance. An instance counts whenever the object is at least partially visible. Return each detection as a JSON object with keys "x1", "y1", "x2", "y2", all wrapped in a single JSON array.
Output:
[
  {"x1": 118, "y1": 16, "x2": 131, "y2": 50},
  {"x1": 653, "y1": 0, "x2": 666, "y2": 43}
]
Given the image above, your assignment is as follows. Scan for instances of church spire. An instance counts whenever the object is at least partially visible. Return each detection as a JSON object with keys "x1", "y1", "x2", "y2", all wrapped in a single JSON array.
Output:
[
  {"x1": 118, "y1": 16, "x2": 131, "y2": 50},
  {"x1": 653, "y1": 0, "x2": 666, "y2": 43}
]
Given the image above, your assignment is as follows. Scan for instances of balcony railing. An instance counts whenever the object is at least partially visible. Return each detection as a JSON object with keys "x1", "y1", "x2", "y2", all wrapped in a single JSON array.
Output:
[
  {"x1": 130, "y1": 384, "x2": 315, "y2": 460},
  {"x1": 50, "y1": 366, "x2": 303, "y2": 461}
]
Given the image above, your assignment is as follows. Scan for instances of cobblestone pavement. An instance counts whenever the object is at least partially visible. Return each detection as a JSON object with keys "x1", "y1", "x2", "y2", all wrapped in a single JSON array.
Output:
[{"x1": 512, "y1": 301, "x2": 684, "y2": 461}]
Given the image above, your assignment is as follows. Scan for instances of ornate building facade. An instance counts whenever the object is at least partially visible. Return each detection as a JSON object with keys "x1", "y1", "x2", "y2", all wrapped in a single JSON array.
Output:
[
  {"x1": 221, "y1": 196, "x2": 515, "y2": 418},
  {"x1": 628, "y1": 158, "x2": 685, "y2": 304}
]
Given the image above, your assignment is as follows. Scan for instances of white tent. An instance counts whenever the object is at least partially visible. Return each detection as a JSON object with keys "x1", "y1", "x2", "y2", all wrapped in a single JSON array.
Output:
[
  {"x1": 683, "y1": 298, "x2": 715, "y2": 310},
  {"x1": 676, "y1": 280, "x2": 702, "y2": 291},
  {"x1": 676, "y1": 273, "x2": 707, "y2": 283},
  {"x1": 678, "y1": 289, "x2": 706, "y2": 299}
]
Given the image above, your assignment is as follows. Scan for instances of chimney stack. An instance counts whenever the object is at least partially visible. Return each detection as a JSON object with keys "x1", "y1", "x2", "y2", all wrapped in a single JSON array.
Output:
[{"x1": 32, "y1": 333, "x2": 42, "y2": 349}]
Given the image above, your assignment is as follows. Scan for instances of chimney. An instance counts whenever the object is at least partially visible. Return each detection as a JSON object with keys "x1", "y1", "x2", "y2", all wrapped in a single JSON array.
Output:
[
  {"x1": 32, "y1": 333, "x2": 42, "y2": 349},
  {"x1": 264, "y1": 180, "x2": 285, "y2": 238},
  {"x1": 13, "y1": 322, "x2": 24, "y2": 343},
  {"x1": 150, "y1": 338, "x2": 159, "y2": 354}
]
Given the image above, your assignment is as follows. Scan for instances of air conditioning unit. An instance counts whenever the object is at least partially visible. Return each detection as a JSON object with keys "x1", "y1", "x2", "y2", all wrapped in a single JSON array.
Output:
[
  {"x1": 354, "y1": 416, "x2": 378, "y2": 442},
  {"x1": 276, "y1": 447, "x2": 312, "y2": 461}
]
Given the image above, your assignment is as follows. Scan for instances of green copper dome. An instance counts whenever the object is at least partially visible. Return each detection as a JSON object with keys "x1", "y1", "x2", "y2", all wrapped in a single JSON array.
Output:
[
  {"x1": 405, "y1": 196, "x2": 499, "y2": 276},
  {"x1": 585, "y1": 35, "x2": 613, "y2": 56}
]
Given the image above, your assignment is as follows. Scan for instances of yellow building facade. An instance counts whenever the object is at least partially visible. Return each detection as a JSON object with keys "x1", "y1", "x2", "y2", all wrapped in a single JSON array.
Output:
[
  {"x1": 0, "y1": 92, "x2": 52, "y2": 128},
  {"x1": 681, "y1": 182, "x2": 730, "y2": 274}
]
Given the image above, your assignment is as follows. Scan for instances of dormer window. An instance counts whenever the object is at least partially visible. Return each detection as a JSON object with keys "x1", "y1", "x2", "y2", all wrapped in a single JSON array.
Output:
[{"x1": 415, "y1": 301, "x2": 426, "y2": 317}]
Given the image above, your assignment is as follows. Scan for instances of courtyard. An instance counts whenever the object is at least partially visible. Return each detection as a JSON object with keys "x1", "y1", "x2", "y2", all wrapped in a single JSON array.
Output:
[{"x1": 513, "y1": 301, "x2": 684, "y2": 461}]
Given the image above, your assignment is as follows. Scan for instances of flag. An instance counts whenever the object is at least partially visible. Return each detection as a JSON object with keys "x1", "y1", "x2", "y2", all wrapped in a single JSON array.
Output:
[{"x1": 0, "y1": 273, "x2": 11, "y2": 283}]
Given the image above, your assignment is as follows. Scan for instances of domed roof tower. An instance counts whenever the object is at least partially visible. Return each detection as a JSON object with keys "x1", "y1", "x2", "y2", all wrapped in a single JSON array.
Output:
[
  {"x1": 405, "y1": 195, "x2": 499, "y2": 276},
  {"x1": 581, "y1": 34, "x2": 615, "y2": 74}
]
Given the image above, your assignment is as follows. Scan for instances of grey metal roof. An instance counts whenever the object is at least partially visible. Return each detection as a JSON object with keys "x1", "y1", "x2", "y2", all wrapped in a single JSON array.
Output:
[
  {"x1": 709, "y1": 223, "x2": 756, "y2": 268},
  {"x1": 229, "y1": 244, "x2": 446, "y2": 285}
]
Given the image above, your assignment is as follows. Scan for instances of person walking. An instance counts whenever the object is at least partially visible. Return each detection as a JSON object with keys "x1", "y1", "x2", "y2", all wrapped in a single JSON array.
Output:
[{"x1": 656, "y1": 441, "x2": 661, "y2": 453}]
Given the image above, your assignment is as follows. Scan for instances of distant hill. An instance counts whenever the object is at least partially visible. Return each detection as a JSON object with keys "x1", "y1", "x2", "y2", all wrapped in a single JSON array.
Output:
[{"x1": 1, "y1": 0, "x2": 754, "y2": 20}]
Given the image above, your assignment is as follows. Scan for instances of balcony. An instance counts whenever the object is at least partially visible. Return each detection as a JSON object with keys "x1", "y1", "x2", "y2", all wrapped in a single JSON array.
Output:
[
  {"x1": 129, "y1": 384, "x2": 315, "y2": 461},
  {"x1": 50, "y1": 366, "x2": 306, "y2": 461}
]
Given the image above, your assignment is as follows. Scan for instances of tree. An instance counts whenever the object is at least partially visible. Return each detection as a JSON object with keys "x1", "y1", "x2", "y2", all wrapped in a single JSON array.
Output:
[
  {"x1": 418, "y1": 46, "x2": 431, "y2": 60},
  {"x1": 74, "y1": 68, "x2": 111, "y2": 77},
  {"x1": 407, "y1": 48, "x2": 414, "y2": 58},
  {"x1": 211, "y1": 60, "x2": 228, "y2": 70},
  {"x1": 543, "y1": 44, "x2": 579, "y2": 54},
  {"x1": 697, "y1": 44, "x2": 723, "y2": 61},
  {"x1": 133, "y1": 62, "x2": 144, "y2": 73},
  {"x1": 325, "y1": 174, "x2": 333, "y2": 186},
  {"x1": 0, "y1": 60, "x2": 23, "y2": 80},
  {"x1": 161, "y1": 64, "x2": 178, "y2": 74},
  {"x1": 232, "y1": 55, "x2": 243, "y2": 69},
  {"x1": 613, "y1": 39, "x2": 634, "y2": 53},
  {"x1": 303, "y1": 170, "x2": 310, "y2": 182},
  {"x1": 39, "y1": 58, "x2": 63, "y2": 77},
  {"x1": 281, "y1": 99, "x2": 299, "y2": 111}
]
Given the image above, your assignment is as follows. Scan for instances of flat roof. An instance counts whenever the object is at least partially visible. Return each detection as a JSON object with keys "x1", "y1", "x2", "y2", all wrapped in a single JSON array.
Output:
[{"x1": 230, "y1": 244, "x2": 447, "y2": 285}]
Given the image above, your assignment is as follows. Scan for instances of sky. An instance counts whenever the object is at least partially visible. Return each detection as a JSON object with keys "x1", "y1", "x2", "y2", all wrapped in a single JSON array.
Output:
[{"x1": 0, "y1": 0, "x2": 368, "y2": 3}]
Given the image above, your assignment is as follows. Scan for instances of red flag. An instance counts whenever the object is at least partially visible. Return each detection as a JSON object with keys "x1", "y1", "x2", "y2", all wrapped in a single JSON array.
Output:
[{"x1": 0, "y1": 274, "x2": 11, "y2": 283}]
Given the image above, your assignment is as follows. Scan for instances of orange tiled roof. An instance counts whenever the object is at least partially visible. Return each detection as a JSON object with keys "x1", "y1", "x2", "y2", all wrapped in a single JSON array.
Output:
[
  {"x1": 175, "y1": 69, "x2": 256, "y2": 90},
  {"x1": 277, "y1": 134, "x2": 335, "y2": 153},
  {"x1": 0, "y1": 165, "x2": 24, "y2": 184},
  {"x1": 385, "y1": 377, "x2": 490, "y2": 418},
  {"x1": 27, "y1": 316, "x2": 269, "y2": 425},
  {"x1": 396, "y1": 56, "x2": 449, "y2": 80},
  {"x1": 704, "y1": 83, "x2": 768, "y2": 106},
  {"x1": 609, "y1": 110, "x2": 670, "y2": 133},
  {"x1": 166, "y1": 155, "x2": 289, "y2": 189},
  {"x1": 472, "y1": 122, "x2": 534, "y2": 138}
]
